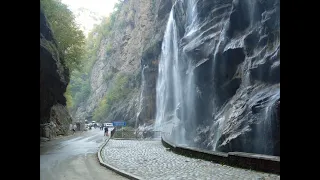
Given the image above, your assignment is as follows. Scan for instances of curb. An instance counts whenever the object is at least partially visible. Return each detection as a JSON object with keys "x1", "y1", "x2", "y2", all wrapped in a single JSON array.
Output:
[
  {"x1": 97, "y1": 138, "x2": 142, "y2": 180},
  {"x1": 161, "y1": 136, "x2": 280, "y2": 175},
  {"x1": 112, "y1": 138, "x2": 159, "y2": 141},
  {"x1": 112, "y1": 138, "x2": 137, "y2": 140}
]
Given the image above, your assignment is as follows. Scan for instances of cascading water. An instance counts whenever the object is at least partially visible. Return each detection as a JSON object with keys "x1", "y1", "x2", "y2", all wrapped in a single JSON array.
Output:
[
  {"x1": 155, "y1": 8, "x2": 181, "y2": 140},
  {"x1": 136, "y1": 65, "x2": 147, "y2": 129},
  {"x1": 155, "y1": 0, "x2": 280, "y2": 155},
  {"x1": 155, "y1": 0, "x2": 200, "y2": 146},
  {"x1": 252, "y1": 89, "x2": 280, "y2": 155}
]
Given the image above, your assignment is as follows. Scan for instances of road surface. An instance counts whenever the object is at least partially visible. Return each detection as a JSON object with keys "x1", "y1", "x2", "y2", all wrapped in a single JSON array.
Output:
[{"x1": 40, "y1": 128, "x2": 127, "y2": 180}]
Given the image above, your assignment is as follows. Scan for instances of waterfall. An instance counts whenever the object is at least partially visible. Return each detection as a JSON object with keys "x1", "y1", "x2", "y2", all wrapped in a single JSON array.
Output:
[
  {"x1": 155, "y1": 0, "x2": 280, "y2": 155},
  {"x1": 136, "y1": 65, "x2": 147, "y2": 129},
  {"x1": 155, "y1": 0, "x2": 200, "y2": 145},
  {"x1": 253, "y1": 89, "x2": 280, "y2": 155}
]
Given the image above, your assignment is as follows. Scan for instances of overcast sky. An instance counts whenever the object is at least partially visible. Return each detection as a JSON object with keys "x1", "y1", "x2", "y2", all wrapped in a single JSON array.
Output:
[{"x1": 61, "y1": 0, "x2": 119, "y2": 36}]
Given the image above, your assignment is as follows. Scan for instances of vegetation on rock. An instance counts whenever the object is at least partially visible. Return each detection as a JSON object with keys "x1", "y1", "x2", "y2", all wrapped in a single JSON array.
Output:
[
  {"x1": 64, "y1": 0, "x2": 129, "y2": 113},
  {"x1": 93, "y1": 73, "x2": 130, "y2": 122},
  {"x1": 40, "y1": 0, "x2": 85, "y2": 72}
]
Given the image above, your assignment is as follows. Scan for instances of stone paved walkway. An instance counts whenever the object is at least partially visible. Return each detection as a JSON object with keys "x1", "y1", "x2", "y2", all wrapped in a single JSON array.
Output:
[{"x1": 101, "y1": 140, "x2": 280, "y2": 180}]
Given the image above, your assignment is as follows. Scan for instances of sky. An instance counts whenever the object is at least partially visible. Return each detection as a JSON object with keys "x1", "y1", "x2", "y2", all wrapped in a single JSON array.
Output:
[{"x1": 61, "y1": 0, "x2": 119, "y2": 36}]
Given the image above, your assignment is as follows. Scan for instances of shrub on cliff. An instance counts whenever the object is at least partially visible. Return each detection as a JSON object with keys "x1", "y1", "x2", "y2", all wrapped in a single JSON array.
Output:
[
  {"x1": 64, "y1": 70, "x2": 91, "y2": 111},
  {"x1": 93, "y1": 73, "x2": 130, "y2": 122}
]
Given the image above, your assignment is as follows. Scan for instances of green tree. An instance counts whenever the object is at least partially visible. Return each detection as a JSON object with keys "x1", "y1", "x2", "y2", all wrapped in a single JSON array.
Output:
[
  {"x1": 40, "y1": 0, "x2": 85, "y2": 72},
  {"x1": 63, "y1": 0, "x2": 129, "y2": 114},
  {"x1": 64, "y1": 85, "x2": 73, "y2": 109}
]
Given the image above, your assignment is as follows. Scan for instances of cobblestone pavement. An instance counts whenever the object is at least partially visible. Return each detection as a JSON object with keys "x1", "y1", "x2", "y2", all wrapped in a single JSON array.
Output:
[{"x1": 101, "y1": 140, "x2": 280, "y2": 180}]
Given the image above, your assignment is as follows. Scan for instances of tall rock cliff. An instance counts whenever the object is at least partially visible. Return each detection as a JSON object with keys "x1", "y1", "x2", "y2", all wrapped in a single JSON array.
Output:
[
  {"x1": 40, "y1": 9, "x2": 72, "y2": 139},
  {"x1": 73, "y1": 0, "x2": 279, "y2": 156},
  {"x1": 156, "y1": 0, "x2": 280, "y2": 156},
  {"x1": 73, "y1": 0, "x2": 173, "y2": 127}
]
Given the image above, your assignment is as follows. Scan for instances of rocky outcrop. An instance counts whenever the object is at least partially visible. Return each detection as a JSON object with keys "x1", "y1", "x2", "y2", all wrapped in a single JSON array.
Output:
[
  {"x1": 156, "y1": 0, "x2": 280, "y2": 156},
  {"x1": 73, "y1": 0, "x2": 173, "y2": 127},
  {"x1": 40, "y1": 8, "x2": 72, "y2": 139}
]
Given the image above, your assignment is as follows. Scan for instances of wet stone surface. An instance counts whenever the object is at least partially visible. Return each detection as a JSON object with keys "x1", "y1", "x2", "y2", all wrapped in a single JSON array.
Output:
[{"x1": 102, "y1": 140, "x2": 280, "y2": 180}]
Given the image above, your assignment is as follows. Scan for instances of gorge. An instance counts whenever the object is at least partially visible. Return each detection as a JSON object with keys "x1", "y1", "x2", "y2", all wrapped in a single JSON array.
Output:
[{"x1": 42, "y1": 0, "x2": 280, "y2": 156}]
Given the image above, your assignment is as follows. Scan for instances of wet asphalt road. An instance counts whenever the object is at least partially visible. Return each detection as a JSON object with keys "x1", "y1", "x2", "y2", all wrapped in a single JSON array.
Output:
[{"x1": 40, "y1": 128, "x2": 127, "y2": 180}]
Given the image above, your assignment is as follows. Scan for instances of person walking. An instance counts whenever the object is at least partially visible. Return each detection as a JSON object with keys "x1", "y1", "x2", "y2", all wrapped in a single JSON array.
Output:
[
  {"x1": 73, "y1": 124, "x2": 77, "y2": 134},
  {"x1": 111, "y1": 127, "x2": 116, "y2": 137},
  {"x1": 104, "y1": 126, "x2": 108, "y2": 136},
  {"x1": 69, "y1": 124, "x2": 73, "y2": 133}
]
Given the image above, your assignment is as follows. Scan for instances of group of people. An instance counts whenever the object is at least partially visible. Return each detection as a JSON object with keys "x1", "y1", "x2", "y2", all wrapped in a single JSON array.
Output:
[
  {"x1": 101, "y1": 125, "x2": 116, "y2": 137},
  {"x1": 67, "y1": 122, "x2": 119, "y2": 137}
]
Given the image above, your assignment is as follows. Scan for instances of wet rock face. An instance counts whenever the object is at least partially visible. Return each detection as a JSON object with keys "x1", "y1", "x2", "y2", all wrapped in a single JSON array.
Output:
[
  {"x1": 135, "y1": 0, "x2": 175, "y2": 127},
  {"x1": 209, "y1": 0, "x2": 280, "y2": 156},
  {"x1": 137, "y1": 40, "x2": 162, "y2": 126},
  {"x1": 158, "y1": 0, "x2": 279, "y2": 155},
  {"x1": 40, "y1": 8, "x2": 72, "y2": 138}
]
